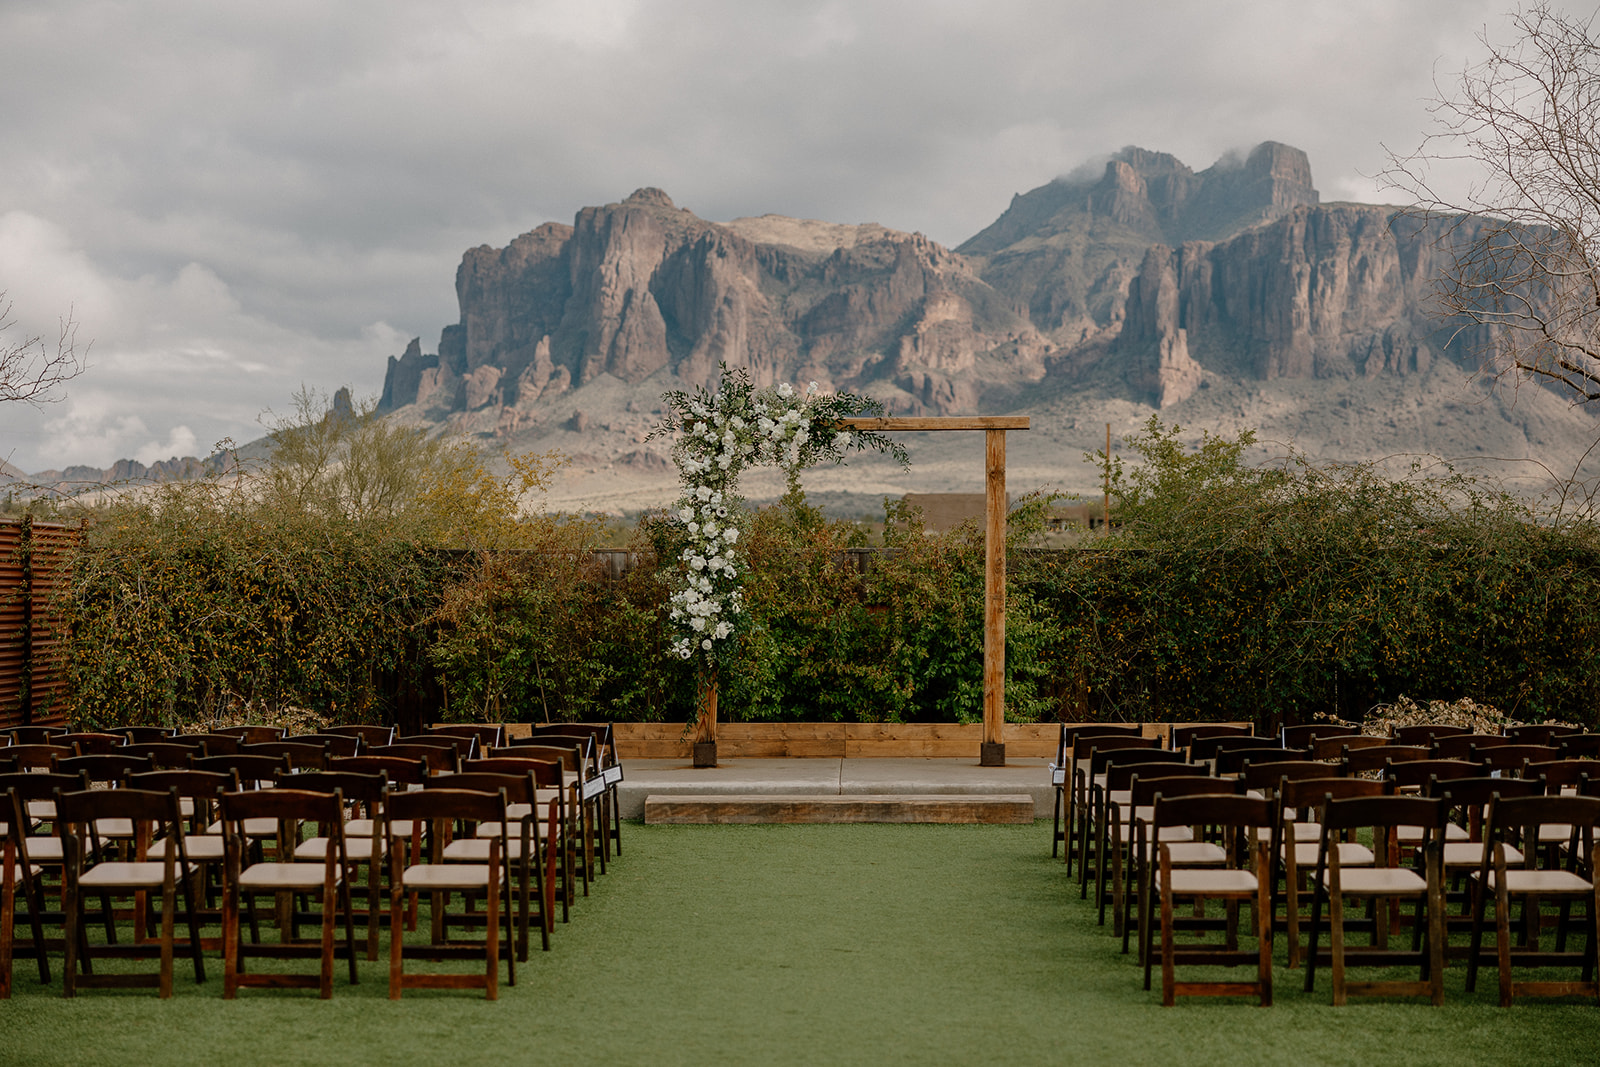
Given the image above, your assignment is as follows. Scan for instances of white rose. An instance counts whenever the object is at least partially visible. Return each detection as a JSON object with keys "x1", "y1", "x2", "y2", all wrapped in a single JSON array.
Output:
[
  {"x1": 687, "y1": 522, "x2": 699, "y2": 534},
  {"x1": 724, "y1": 528, "x2": 739, "y2": 543},
  {"x1": 697, "y1": 486, "x2": 712, "y2": 501},
  {"x1": 701, "y1": 639, "x2": 713, "y2": 650},
  {"x1": 690, "y1": 556, "x2": 706, "y2": 570},
  {"x1": 778, "y1": 383, "x2": 793, "y2": 398},
  {"x1": 690, "y1": 616, "x2": 706, "y2": 631}
]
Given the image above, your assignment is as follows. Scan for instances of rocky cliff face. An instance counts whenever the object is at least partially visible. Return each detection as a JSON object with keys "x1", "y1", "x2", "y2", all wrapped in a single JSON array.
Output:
[
  {"x1": 380, "y1": 188, "x2": 1049, "y2": 427},
  {"x1": 1109, "y1": 206, "x2": 1494, "y2": 406},
  {"x1": 376, "y1": 142, "x2": 1500, "y2": 453}
]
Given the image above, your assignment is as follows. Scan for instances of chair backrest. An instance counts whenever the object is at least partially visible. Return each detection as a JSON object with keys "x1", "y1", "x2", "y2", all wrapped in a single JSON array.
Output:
[
  {"x1": 1308, "y1": 734, "x2": 1382, "y2": 761},
  {"x1": 386, "y1": 786, "x2": 506, "y2": 828},
  {"x1": 112, "y1": 726, "x2": 176, "y2": 743},
  {"x1": 1104, "y1": 759, "x2": 1208, "y2": 792},
  {"x1": 192, "y1": 752, "x2": 289, "y2": 788},
  {"x1": 1280, "y1": 724, "x2": 1357, "y2": 750},
  {"x1": 1559, "y1": 734, "x2": 1600, "y2": 759},
  {"x1": 429, "y1": 771, "x2": 536, "y2": 806},
  {"x1": 1167, "y1": 723, "x2": 1253, "y2": 753},
  {"x1": 55, "y1": 752, "x2": 154, "y2": 785},
  {"x1": 316, "y1": 726, "x2": 395, "y2": 751},
  {"x1": 1072, "y1": 735, "x2": 1158, "y2": 762},
  {"x1": 1089, "y1": 746, "x2": 1186, "y2": 778},
  {"x1": 286, "y1": 733, "x2": 361, "y2": 758},
  {"x1": 1238, "y1": 760, "x2": 1342, "y2": 795},
  {"x1": 56, "y1": 786, "x2": 182, "y2": 835},
  {"x1": 122, "y1": 741, "x2": 203, "y2": 769},
  {"x1": 1431, "y1": 734, "x2": 1510, "y2": 760},
  {"x1": 535, "y1": 722, "x2": 618, "y2": 765},
  {"x1": 1188, "y1": 734, "x2": 1275, "y2": 763},
  {"x1": 60, "y1": 732, "x2": 126, "y2": 755},
  {"x1": 218, "y1": 788, "x2": 346, "y2": 854},
  {"x1": 1523, "y1": 759, "x2": 1600, "y2": 793},
  {"x1": 1214, "y1": 746, "x2": 1308, "y2": 776},
  {"x1": 329, "y1": 754, "x2": 429, "y2": 786},
  {"x1": 1485, "y1": 794, "x2": 1600, "y2": 863},
  {"x1": 462, "y1": 756, "x2": 564, "y2": 788},
  {"x1": 1431, "y1": 776, "x2": 1544, "y2": 839},
  {"x1": 278, "y1": 770, "x2": 388, "y2": 809},
  {"x1": 493, "y1": 743, "x2": 581, "y2": 775},
  {"x1": 6, "y1": 743, "x2": 74, "y2": 771},
  {"x1": 172, "y1": 733, "x2": 241, "y2": 756},
  {"x1": 1342, "y1": 745, "x2": 1430, "y2": 775},
  {"x1": 518, "y1": 733, "x2": 599, "y2": 775},
  {"x1": 126, "y1": 769, "x2": 232, "y2": 828},
  {"x1": 2, "y1": 726, "x2": 67, "y2": 745},
  {"x1": 429, "y1": 724, "x2": 504, "y2": 749},
  {"x1": 370, "y1": 743, "x2": 458, "y2": 775},
  {"x1": 210, "y1": 725, "x2": 286, "y2": 744},
  {"x1": 1383, "y1": 758, "x2": 1483, "y2": 791},
  {"x1": 0, "y1": 770, "x2": 87, "y2": 804},
  {"x1": 1129, "y1": 773, "x2": 1239, "y2": 807},
  {"x1": 1471, "y1": 743, "x2": 1562, "y2": 774},
  {"x1": 240, "y1": 740, "x2": 329, "y2": 771},
  {"x1": 1392, "y1": 723, "x2": 1473, "y2": 744},
  {"x1": 395, "y1": 734, "x2": 478, "y2": 762},
  {"x1": 1318, "y1": 795, "x2": 1448, "y2": 857},
  {"x1": 1278, "y1": 776, "x2": 1385, "y2": 820},
  {"x1": 1149, "y1": 793, "x2": 1274, "y2": 837},
  {"x1": 1504, "y1": 724, "x2": 1584, "y2": 746}
]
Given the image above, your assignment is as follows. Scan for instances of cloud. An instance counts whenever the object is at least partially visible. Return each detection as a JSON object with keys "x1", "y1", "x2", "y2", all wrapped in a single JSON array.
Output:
[{"x1": 0, "y1": 0, "x2": 1518, "y2": 470}]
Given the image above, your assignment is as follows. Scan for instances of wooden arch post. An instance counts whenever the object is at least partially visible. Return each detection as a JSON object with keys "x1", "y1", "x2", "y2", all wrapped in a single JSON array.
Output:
[{"x1": 839, "y1": 416, "x2": 1029, "y2": 766}]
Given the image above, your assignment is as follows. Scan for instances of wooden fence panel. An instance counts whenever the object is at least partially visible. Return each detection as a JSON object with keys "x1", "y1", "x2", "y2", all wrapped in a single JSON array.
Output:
[{"x1": 0, "y1": 517, "x2": 77, "y2": 730}]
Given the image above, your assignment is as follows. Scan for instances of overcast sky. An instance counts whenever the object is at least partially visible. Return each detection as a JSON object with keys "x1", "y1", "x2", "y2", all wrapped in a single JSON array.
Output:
[{"x1": 0, "y1": 0, "x2": 1518, "y2": 473}]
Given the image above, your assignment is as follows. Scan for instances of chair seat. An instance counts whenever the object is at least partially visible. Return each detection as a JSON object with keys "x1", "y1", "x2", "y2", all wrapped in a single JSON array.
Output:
[
  {"x1": 1316, "y1": 867, "x2": 1426, "y2": 894},
  {"x1": 21, "y1": 836, "x2": 61, "y2": 862},
  {"x1": 348, "y1": 818, "x2": 418, "y2": 839},
  {"x1": 1441, "y1": 842, "x2": 1520, "y2": 868},
  {"x1": 477, "y1": 820, "x2": 554, "y2": 841},
  {"x1": 1397, "y1": 822, "x2": 1468, "y2": 843},
  {"x1": 443, "y1": 838, "x2": 532, "y2": 862},
  {"x1": 152, "y1": 835, "x2": 225, "y2": 861},
  {"x1": 207, "y1": 817, "x2": 279, "y2": 837},
  {"x1": 27, "y1": 800, "x2": 54, "y2": 819},
  {"x1": 294, "y1": 836, "x2": 384, "y2": 862},
  {"x1": 237, "y1": 862, "x2": 344, "y2": 890},
  {"x1": 1478, "y1": 869, "x2": 1594, "y2": 894},
  {"x1": 80, "y1": 861, "x2": 168, "y2": 889},
  {"x1": 93, "y1": 818, "x2": 136, "y2": 838},
  {"x1": 1284, "y1": 842, "x2": 1375, "y2": 868},
  {"x1": 402, "y1": 863, "x2": 493, "y2": 891},
  {"x1": 1160, "y1": 869, "x2": 1259, "y2": 894},
  {"x1": 1139, "y1": 841, "x2": 1226, "y2": 864}
]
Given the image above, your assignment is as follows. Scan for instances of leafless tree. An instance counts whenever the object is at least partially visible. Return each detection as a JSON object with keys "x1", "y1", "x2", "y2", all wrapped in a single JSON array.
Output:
[
  {"x1": 1383, "y1": 3, "x2": 1600, "y2": 404},
  {"x1": 0, "y1": 291, "x2": 85, "y2": 405}
]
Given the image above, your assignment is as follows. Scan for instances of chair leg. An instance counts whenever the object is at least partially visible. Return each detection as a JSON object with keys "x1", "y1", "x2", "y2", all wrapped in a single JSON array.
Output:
[
  {"x1": 1159, "y1": 860, "x2": 1175, "y2": 1006},
  {"x1": 1496, "y1": 879, "x2": 1514, "y2": 1007},
  {"x1": 1256, "y1": 846, "x2": 1273, "y2": 1007},
  {"x1": 1330, "y1": 882, "x2": 1346, "y2": 1006},
  {"x1": 159, "y1": 880, "x2": 175, "y2": 1000},
  {"x1": 388, "y1": 857, "x2": 404, "y2": 1000},
  {"x1": 62, "y1": 878, "x2": 78, "y2": 999},
  {"x1": 1, "y1": 841, "x2": 14, "y2": 1000}
]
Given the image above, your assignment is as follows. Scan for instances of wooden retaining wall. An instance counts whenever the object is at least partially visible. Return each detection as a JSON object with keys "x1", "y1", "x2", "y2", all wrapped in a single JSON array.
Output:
[{"x1": 608, "y1": 721, "x2": 1170, "y2": 760}]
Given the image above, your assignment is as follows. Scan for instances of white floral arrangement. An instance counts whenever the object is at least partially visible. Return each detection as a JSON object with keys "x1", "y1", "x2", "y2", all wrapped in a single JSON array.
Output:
[{"x1": 652, "y1": 366, "x2": 904, "y2": 668}]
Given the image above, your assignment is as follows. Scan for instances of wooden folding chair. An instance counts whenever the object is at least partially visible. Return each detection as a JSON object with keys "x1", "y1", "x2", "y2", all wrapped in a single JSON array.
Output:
[
  {"x1": 1467, "y1": 794, "x2": 1600, "y2": 1006},
  {"x1": 280, "y1": 771, "x2": 389, "y2": 960},
  {"x1": 1147, "y1": 793, "x2": 1274, "y2": 1006},
  {"x1": 220, "y1": 788, "x2": 358, "y2": 998},
  {"x1": 431, "y1": 770, "x2": 554, "y2": 957},
  {"x1": 387, "y1": 788, "x2": 513, "y2": 1000},
  {"x1": 56, "y1": 786, "x2": 206, "y2": 997},
  {"x1": 1302, "y1": 795, "x2": 1449, "y2": 1005}
]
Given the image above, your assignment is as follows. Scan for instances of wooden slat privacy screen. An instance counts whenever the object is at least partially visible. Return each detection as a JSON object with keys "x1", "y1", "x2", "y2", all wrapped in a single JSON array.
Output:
[{"x1": 0, "y1": 517, "x2": 77, "y2": 730}]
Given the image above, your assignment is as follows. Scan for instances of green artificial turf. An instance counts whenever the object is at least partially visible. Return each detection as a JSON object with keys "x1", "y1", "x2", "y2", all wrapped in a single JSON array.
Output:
[{"x1": 3, "y1": 823, "x2": 1600, "y2": 1066}]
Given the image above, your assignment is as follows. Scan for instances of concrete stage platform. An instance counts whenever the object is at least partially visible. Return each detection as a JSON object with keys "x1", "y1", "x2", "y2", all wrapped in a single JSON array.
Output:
[{"x1": 618, "y1": 757, "x2": 1053, "y2": 821}]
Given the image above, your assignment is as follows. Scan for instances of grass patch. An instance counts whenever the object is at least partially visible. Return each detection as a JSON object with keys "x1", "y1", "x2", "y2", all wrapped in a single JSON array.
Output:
[{"x1": 3, "y1": 823, "x2": 1599, "y2": 1065}]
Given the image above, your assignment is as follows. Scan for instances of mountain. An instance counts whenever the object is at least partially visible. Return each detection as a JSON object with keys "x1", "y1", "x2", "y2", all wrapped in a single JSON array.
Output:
[{"x1": 379, "y1": 187, "x2": 1050, "y2": 427}]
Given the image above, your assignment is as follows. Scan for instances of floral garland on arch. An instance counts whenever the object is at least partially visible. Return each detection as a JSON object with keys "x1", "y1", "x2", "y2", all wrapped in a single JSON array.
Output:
[{"x1": 652, "y1": 366, "x2": 906, "y2": 670}]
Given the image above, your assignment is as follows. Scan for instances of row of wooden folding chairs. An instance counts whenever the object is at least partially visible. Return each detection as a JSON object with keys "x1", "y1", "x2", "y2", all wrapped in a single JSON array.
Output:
[
  {"x1": 1084, "y1": 758, "x2": 1600, "y2": 1006},
  {"x1": 0, "y1": 749, "x2": 610, "y2": 999}
]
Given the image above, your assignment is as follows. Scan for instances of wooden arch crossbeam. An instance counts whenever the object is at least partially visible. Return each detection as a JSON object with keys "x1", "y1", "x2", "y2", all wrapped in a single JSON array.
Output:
[{"x1": 839, "y1": 416, "x2": 1029, "y2": 766}]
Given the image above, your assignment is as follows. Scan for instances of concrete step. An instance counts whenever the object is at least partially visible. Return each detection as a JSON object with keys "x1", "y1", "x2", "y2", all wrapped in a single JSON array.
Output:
[{"x1": 643, "y1": 793, "x2": 1035, "y2": 825}]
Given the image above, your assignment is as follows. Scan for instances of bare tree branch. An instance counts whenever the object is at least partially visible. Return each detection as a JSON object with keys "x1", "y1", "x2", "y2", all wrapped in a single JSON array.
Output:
[
  {"x1": 0, "y1": 291, "x2": 87, "y2": 405},
  {"x1": 1382, "y1": 3, "x2": 1600, "y2": 408}
]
